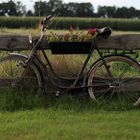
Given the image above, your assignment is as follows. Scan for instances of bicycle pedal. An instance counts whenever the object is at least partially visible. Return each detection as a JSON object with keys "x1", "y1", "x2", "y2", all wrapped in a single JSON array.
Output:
[{"x1": 55, "y1": 91, "x2": 60, "y2": 97}]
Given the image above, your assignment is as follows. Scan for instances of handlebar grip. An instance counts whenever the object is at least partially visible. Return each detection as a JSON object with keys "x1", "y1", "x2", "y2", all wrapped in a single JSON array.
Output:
[
  {"x1": 46, "y1": 15, "x2": 52, "y2": 21},
  {"x1": 43, "y1": 15, "x2": 52, "y2": 24},
  {"x1": 41, "y1": 15, "x2": 52, "y2": 25}
]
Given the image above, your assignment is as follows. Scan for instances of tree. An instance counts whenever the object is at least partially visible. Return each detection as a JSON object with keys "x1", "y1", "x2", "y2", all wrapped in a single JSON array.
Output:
[
  {"x1": 98, "y1": 6, "x2": 116, "y2": 17},
  {"x1": 127, "y1": 7, "x2": 136, "y2": 18},
  {"x1": 76, "y1": 3, "x2": 94, "y2": 17},
  {"x1": 66, "y1": 2, "x2": 78, "y2": 16},
  {"x1": 16, "y1": 1, "x2": 26, "y2": 16},
  {"x1": 47, "y1": 0, "x2": 63, "y2": 15},
  {"x1": 34, "y1": 1, "x2": 48, "y2": 16},
  {"x1": 7, "y1": 0, "x2": 17, "y2": 16},
  {"x1": 59, "y1": 2, "x2": 94, "y2": 17},
  {"x1": 33, "y1": 0, "x2": 94, "y2": 17},
  {"x1": 34, "y1": 0, "x2": 63, "y2": 16},
  {"x1": 0, "y1": 0, "x2": 26, "y2": 16},
  {"x1": 135, "y1": 10, "x2": 140, "y2": 18},
  {"x1": 26, "y1": 10, "x2": 33, "y2": 16},
  {"x1": 115, "y1": 7, "x2": 129, "y2": 18}
]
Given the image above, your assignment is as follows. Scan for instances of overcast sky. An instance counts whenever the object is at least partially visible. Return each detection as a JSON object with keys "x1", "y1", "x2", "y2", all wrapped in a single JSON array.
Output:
[{"x1": 1, "y1": 0, "x2": 140, "y2": 11}]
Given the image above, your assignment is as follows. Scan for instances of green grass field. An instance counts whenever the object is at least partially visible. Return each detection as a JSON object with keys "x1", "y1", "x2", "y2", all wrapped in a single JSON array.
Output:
[
  {"x1": 1, "y1": 28, "x2": 140, "y2": 36},
  {"x1": 0, "y1": 108, "x2": 140, "y2": 140},
  {"x1": 0, "y1": 91, "x2": 140, "y2": 140}
]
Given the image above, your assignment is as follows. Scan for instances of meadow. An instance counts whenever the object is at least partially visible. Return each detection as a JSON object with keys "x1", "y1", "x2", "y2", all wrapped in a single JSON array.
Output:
[{"x1": 0, "y1": 91, "x2": 140, "y2": 140}]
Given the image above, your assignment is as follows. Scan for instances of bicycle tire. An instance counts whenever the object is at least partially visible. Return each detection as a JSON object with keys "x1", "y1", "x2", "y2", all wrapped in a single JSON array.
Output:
[
  {"x1": 88, "y1": 55, "x2": 140, "y2": 104},
  {"x1": 0, "y1": 54, "x2": 43, "y2": 95}
]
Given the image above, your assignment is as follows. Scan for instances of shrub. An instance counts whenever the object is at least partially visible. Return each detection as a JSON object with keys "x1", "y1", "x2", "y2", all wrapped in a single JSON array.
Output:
[{"x1": 0, "y1": 17, "x2": 140, "y2": 31}]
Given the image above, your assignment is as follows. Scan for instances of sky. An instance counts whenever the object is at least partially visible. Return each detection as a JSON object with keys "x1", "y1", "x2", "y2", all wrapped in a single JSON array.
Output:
[{"x1": 1, "y1": 0, "x2": 140, "y2": 12}]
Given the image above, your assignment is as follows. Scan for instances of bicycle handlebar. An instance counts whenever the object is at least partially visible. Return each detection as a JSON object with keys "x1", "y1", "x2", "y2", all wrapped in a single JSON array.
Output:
[
  {"x1": 41, "y1": 15, "x2": 52, "y2": 26},
  {"x1": 41, "y1": 15, "x2": 53, "y2": 31},
  {"x1": 29, "y1": 15, "x2": 53, "y2": 45}
]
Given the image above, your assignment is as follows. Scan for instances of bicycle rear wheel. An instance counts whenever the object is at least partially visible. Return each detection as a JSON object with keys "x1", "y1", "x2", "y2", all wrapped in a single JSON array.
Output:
[
  {"x1": 88, "y1": 55, "x2": 140, "y2": 104},
  {"x1": 0, "y1": 54, "x2": 43, "y2": 95}
]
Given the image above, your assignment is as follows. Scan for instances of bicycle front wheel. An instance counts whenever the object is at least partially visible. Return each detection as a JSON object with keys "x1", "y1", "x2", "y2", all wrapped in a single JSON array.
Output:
[
  {"x1": 0, "y1": 54, "x2": 43, "y2": 95},
  {"x1": 88, "y1": 55, "x2": 140, "y2": 104}
]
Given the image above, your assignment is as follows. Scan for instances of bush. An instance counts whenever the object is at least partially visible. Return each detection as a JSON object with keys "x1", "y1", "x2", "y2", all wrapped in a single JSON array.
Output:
[
  {"x1": 0, "y1": 17, "x2": 40, "y2": 29},
  {"x1": 0, "y1": 16, "x2": 140, "y2": 31},
  {"x1": 0, "y1": 89, "x2": 47, "y2": 111}
]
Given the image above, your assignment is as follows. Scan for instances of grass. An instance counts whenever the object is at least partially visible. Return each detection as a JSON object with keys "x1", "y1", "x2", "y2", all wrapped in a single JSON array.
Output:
[
  {"x1": 0, "y1": 91, "x2": 140, "y2": 140},
  {"x1": 1, "y1": 28, "x2": 140, "y2": 36},
  {"x1": 0, "y1": 28, "x2": 73, "y2": 36},
  {"x1": 0, "y1": 109, "x2": 140, "y2": 140}
]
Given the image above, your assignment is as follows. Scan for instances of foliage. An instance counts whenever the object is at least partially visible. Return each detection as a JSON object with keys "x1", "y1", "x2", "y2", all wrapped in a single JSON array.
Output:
[
  {"x1": 1, "y1": 0, "x2": 140, "y2": 18},
  {"x1": 1, "y1": 17, "x2": 140, "y2": 31},
  {"x1": 0, "y1": 88, "x2": 139, "y2": 112},
  {"x1": 31, "y1": 0, "x2": 94, "y2": 17},
  {"x1": 47, "y1": 29, "x2": 94, "y2": 42},
  {"x1": 34, "y1": 0, "x2": 140, "y2": 18},
  {"x1": 33, "y1": 1, "x2": 140, "y2": 18},
  {"x1": 0, "y1": 0, "x2": 26, "y2": 16},
  {"x1": 97, "y1": 6, "x2": 140, "y2": 18},
  {"x1": 0, "y1": 16, "x2": 40, "y2": 28},
  {"x1": 0, "y1": 89, "x2": 46, "y2": 111}
]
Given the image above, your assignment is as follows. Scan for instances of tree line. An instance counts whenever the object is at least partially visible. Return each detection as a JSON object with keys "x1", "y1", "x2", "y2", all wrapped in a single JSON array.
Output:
[{"x1": 0, "y1": 0, "x2": 140, "y2": 18}]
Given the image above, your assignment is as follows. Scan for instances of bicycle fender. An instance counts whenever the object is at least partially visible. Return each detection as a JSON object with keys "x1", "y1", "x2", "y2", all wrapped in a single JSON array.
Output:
[
  {"x1": 8, "y1": 52, "x2": 29, "y2": 59},
  {"x1": 8, "y1": 52, "x2": 44, "y2": 88},
  {"x1": 84, "y1": 54, "x2": 140, "y2": 81}
]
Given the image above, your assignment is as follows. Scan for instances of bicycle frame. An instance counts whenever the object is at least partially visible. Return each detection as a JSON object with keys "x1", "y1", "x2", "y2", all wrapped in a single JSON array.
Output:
[
  {"x1": 32, "y1": 41, "x2": 96, "y2": 88},
  {"x1": 27, "y1": 38, "x2": 111, "y2": 91},
  {"x1": 22, "y1": 17, "x2": 112, "y2": 92}
]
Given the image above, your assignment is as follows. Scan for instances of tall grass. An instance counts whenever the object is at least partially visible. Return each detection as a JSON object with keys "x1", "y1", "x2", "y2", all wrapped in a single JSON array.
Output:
[
  {"x1": 0, "y1": 89, "x2": 138, "y2": 112},
  {"x1": 1, "y1": 17, "x2": 140, "y2": 31},
  {"x1": 0, "y1": 16, "x2": 40, "y2": 29},
  {"x1": 0, "y1": 89, "x2": 47, "y2": 112}
]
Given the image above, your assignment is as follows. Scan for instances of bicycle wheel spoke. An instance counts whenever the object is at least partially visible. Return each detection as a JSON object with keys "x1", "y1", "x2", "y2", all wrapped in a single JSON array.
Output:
[
  {"x1": 0, "y1": 55, "x2": 42, "y2": 95},
  {"x1": 88, "y1": 56, "x2": 140, "y2": 106},
  {"x1": 119, "y1": 66, "x2": 129, "y2": 79}
]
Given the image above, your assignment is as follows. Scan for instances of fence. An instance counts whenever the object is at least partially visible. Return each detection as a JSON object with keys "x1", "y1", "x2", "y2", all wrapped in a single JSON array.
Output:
[{"x1": 0, "y1": 34, "x2": 140, "y2": 51}]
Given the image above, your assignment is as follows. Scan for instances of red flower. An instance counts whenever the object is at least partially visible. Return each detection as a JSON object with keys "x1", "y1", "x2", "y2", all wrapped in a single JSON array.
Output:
[
  {"x1": 69, "y1": 26, "x2": 74, "y2": 31},
  {"x1": 88, "y1": 28, "x2": 97, "y2": 35}
]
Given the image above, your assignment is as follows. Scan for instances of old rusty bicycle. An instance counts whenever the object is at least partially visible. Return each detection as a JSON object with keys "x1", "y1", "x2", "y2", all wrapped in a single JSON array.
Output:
[{"x1": 0, "y1": 15, "x2": 140, "y2": 105}]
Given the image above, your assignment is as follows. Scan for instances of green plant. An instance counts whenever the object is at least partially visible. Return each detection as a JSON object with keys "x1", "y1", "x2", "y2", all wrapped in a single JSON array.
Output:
[
  {"x1": 47, "y1": 29, "x2": 95, "y2": 42},
  {"x1": 1, "y1": 17, "x2": 140, "y2": 31}
]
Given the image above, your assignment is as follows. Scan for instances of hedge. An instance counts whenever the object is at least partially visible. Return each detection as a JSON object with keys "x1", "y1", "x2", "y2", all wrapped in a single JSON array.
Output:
[{"x1": 0, "y1": 16, "x2": 140, "y2": 31}]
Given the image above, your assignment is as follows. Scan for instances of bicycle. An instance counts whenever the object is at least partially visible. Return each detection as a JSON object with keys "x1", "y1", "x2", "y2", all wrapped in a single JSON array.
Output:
[{"x1": 0, "y1": 15, "x2": 140, "y2": 105}]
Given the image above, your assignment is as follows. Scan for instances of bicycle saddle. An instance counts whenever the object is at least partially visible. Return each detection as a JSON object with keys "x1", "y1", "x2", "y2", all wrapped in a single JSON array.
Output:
[{"x1": 96, "y1": 27, "x2": 112, "y2": 39}]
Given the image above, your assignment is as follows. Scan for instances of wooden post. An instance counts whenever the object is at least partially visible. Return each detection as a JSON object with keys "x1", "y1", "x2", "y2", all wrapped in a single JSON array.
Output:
[{"x1": 0, "y1": 34, "x2": 140, "y2": 51}]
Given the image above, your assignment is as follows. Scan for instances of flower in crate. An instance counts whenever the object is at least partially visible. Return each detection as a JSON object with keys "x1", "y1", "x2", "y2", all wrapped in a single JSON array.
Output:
[
  {"x1": 69, "y1": 26, "x2": 74, "y2": 32},
  {"x1": 87, "y1": 28, "x2": 97, "y2": 35},
  {"x1": 47, "y1": 29, "x2": 95, "y2": 42}
]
